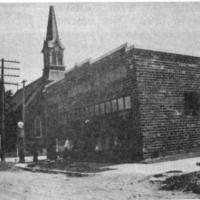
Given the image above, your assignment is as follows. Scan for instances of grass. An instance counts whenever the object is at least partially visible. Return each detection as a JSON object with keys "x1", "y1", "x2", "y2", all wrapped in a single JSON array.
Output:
[
  {"x1": 0, "y1": 162, "x2": 16, "y2": 171},
  {"x1": 27, "y1": 160, "x2": 114, "y2": 173}
]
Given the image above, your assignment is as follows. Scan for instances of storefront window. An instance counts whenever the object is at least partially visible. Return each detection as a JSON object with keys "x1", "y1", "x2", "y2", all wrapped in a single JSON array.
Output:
[
  {"x1": 105, "y1": 101, "x2": 111, "y2": 113},
  {"x1": 100, "y1": 103, "x2": 105, "y2": 114},
  {"x1": 118, "y1": 97, "x2": 124, "y2": 111},
  {"x1": 125, "y1": 96, "x2": 131, "y2": 109},
  {"x1": 95, "y1": 104, "x2": 100, "y2": 115},
  {"x1": 112, "y1": 99, "x2": 117, "y2": 112}
]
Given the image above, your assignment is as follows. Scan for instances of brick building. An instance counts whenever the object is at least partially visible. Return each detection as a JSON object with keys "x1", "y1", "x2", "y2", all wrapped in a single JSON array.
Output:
[
  {"x1": 44, "y1": 41, "x2": 200, "y2": 161},
  {"x1": 12, "y1": 6, "x2": 200, "y2": 161}
]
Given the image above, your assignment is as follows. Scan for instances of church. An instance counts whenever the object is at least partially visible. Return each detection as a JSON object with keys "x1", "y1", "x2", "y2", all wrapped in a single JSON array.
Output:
[
  {"x1": 13, "y1": 6, "x2": 200, "y2": 162},
  {"x1": 12, "y1": 6, "x2": 66, "y2": 155}
]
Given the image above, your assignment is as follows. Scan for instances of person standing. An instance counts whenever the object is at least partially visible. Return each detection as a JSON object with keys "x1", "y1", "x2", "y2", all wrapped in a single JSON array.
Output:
[{"x1": 63, "y1": 138, "x2": 73, "y2": 161}]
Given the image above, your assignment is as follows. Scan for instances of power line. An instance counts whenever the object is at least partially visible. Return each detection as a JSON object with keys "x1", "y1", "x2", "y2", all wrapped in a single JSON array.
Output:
[{"x1": 4, "y1": 60, "x2": 20, "y2": 64}]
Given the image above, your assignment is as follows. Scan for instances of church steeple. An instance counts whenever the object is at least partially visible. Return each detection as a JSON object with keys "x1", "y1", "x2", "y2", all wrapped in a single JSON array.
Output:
[
  {"x1": 46, "y1": 5, "x2": 59, "y2": 41},
  {"x1": 42, "y1": 6, "x2": 65, "y2": 82}
]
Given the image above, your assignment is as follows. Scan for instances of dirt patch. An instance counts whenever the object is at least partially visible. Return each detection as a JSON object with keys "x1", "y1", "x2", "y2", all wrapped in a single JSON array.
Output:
[
  {"x1": 161, "y1": 171, "x2": 200, "y2": 194},
  {"x1": 28, "y1": 160, "x2": 114, "y2": 173}
]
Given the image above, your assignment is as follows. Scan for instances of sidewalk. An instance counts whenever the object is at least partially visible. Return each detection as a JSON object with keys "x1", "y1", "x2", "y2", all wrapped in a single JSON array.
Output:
[
  {"x1": 5, "y1": 155, "x2": 46, "y2": 163},
  {"x1": 102, "y1": 156, "x2": 200, "y2": 176}
]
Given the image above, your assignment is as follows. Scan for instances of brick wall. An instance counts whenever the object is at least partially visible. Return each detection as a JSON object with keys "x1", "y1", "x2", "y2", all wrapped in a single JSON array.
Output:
[
  {"x1": 134, "y1": 48, "x2": 200, "y2": 159},
  {"x1": 44, "y1": 45, "x2": 142, "y2": 161},
  {"x1": 44, "y1": 45, "x2": 200, "y2": 161}
]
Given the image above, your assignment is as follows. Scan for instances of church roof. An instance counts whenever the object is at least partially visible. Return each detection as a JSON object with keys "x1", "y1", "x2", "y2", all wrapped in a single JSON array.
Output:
[
  {"x1": 12, "y1": 77, "x2": 43, "y2": 111},
  {"x1": 42, "y1": 6, "x2": 64, "y2": 52}
]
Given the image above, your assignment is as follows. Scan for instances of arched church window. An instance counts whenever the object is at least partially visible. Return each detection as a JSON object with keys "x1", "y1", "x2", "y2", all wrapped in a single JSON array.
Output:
[
  {"x1": 52, "y1": 51, "x2": 57, "y2": 65},
  {"x1": 45, "y1": 52, "x2": 49, "y2": 65},
  {"x1": 49, "y1": 52, "x2": 53, "y2": 65},
  {"x1": 58, "y1": 52, "x2": 63, "y2": 65},
  {"x1": 34, "y1": 116, "x2": 42, "y2": 137}
]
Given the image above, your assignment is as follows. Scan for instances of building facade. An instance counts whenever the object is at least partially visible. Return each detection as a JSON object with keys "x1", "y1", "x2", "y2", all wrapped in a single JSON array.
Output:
[
  {"x1": 44, "y1": 40, "x2": 200, "y2": 161},
  {"x1": 12, "y1": 6, "x2": 200, "y2": 161}
]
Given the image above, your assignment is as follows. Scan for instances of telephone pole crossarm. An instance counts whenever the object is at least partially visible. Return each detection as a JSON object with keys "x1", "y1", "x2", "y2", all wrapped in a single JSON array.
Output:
[
  {"x1": 4, "y1": 82, "x2": 19, "y2": 86},
  {"x1": 1, "y1": 74, "x2": 20, "y2": 78},
  {"x1": 4, "y1": 60, "x2": 20, "y2": 64},
  {"x1": 4, "y1": 67, "x2": 20, "y2": 70}
]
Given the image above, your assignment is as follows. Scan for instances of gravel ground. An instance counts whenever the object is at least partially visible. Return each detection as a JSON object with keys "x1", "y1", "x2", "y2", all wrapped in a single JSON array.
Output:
[
  {"x1": 0, "y1": 169, "x2": 199, "y2": 200},
  {"x1": 1, "y1": 156, "x2": 200, "y2": 200}
]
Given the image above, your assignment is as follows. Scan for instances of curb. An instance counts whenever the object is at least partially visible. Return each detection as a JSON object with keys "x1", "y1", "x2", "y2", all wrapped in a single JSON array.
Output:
[{"x1": 15, "y1": 165, "x2": 95, "y2": 177}]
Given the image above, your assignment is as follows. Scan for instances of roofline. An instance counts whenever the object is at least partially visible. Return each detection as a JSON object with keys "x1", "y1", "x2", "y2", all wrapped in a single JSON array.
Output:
[
  {"x1": 13, "y1": 77, "x2": 42, "y2": 97},
  {"x1": 132, "y1": 46, "x2": 200, "y2": 61},
  {"x1": 44, "y1": 77, "x2": 64, "y2": 89},
  {"x1": 91, "y1": 43, "x2": 128, "y2": 65}
]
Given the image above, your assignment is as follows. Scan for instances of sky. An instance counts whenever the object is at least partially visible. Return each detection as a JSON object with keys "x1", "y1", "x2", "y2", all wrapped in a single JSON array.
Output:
[{"x1": 1, "y1": 2, "x2": 200, "y2": 92}]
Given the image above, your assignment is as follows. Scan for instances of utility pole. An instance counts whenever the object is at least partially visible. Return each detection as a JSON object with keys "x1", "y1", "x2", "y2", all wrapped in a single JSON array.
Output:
[
  {"x1": 0, "y1": 58, "x2": 20, "y2": 161},
  {"x1": 21, "y1": 80, "x2": 27, "y2": 161},
  {"x1": 22, "y1": 80, "x2": 26, "y2": 127},
  {"x1": 1, "y1": 59, "x2": 5, "y2": 161}
]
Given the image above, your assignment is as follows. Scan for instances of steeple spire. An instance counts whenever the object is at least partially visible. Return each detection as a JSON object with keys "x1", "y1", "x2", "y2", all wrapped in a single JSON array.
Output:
[
  {"x1": 46, "y1": 6, "x2": 59, "y2": 42},
  {"x1": 42, "y1": 6, "x2": 65, "y2": 82},
  {"x1": 42, "y1": 5, "x2": 64, "y2": 53}
]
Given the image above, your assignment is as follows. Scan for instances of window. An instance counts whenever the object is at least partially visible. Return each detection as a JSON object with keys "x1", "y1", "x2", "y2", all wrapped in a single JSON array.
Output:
[
  {"x1": 125, "y1": 96, "x2": 131, "y2": 109},
  {"x1": 58, "y1": 52, "x2": 63, "y2": 65},
  {"x1": 118, "y1": 97, "x2": 124, "y2": 111},
  {"x1": 111, "y1": 99, "x2": 117, "y2": 112},
  {"x1": 95, "y1": 104, "x2": 100, "y2": 115},
  {"x1": 34, "y1": 116, "x2": 42, "y2": 137},
  {"x1": 45, "y1": 52, "x2": 49, "y2": 65},
  {"x1": 184, "y1": 92, "x2": 200, "y2": 116},
  {"x1": 52, "y1": 51, "x2": 57, "y2": 65},
  {"x1": 100, "y1": 103, "x2": 105, "y2": 114},
  {"x1": 105, "y1": 101, "x2": 111, "y2": 113},
  {"x1": 49, "y1": 53, "x2": 52, "y2": 65}
]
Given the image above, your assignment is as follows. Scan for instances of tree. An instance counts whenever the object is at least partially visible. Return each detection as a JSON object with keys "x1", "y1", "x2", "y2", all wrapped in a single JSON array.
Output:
[{"x1": 0, "y1": 90, "x2": 17, "y2": 153}]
